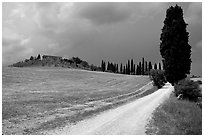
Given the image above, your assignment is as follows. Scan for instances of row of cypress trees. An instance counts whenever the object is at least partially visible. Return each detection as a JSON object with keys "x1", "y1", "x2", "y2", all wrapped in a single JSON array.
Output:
[{"x1": 101, "y1": 58, "x2": 162, "y2": 75}]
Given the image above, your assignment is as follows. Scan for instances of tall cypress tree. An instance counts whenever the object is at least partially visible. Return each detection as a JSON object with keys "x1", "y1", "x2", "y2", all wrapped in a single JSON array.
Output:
[
  {"x1": 160, "y1": 5, "x2": 191, "y2": 84},
  {"x1": 110, "y1": 63, "x2": 114, "y2": 72},
  {"x1": 101, "y1": 60, "x2": 105, "y2": 72},
  {"x1": 159, "y1": 62, "x2": 162, "y2": 70},
  {"x1": 131, "y1": 59, "x2": 134, "y2": 74},
  {"x1": 120, "y1": 63, "x2": 123, "y2": 74},
  {"x1": 104, "y1": 61, "x2": 106, "y2": 71},
  {"x1": 123, "y1": 65, "x2": 126, "y2": 74},
  {"x1": 142, "y1": 57, "x2": 145, "y2": 75},
  {"x1": 136, "y1": 65, "x2": 139, "y2": 75},
  {"x1": 154, "y1": 63, "x2": 157, "y2": 70},
  {"x1": 125, "y1": 64, "x2": 128, "y2": 74},
  {"x1": 107, "y1": 62, "x2": 110, "y2": 71},
  {"x1": 101, "y1": 60, "x2": 103, "y2": 71},
  {"x1": 116, "y1": 64, "x2": 118, "y2": 73},
  {"x1": 127, "y1": 60, "x2": 130, "y2": 74},
  {"x1": 139, "y1": 62, "x2": 142, "y2": 75},
  {"x1": 113, "y1": 63, "x2": 115, "y2": 72},
  {"x1": 148, "y1": 61, "x2": 152, "y2": 71},
  {"x1": 145, "y1": 61, "x2": 148, "y2": 75}
]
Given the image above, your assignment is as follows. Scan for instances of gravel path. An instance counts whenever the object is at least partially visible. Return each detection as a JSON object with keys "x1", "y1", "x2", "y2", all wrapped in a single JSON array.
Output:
[{"x1": 45, "y1": 83, "x2": 173, "y2": 135}]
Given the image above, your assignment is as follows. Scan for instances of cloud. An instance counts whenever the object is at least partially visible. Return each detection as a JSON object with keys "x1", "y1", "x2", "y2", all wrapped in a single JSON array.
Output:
[
  {"x1": 75, "y1": 3, "x2": 167, "y2": 26},
  {"x1": 34, "y1": 3, "x2": 62, "y2": 31},
  {"x1": 2, "y1": 30, "x2": 22, "y2": 46},
  {"x1": 2, "y1": 27, "x2": 31, "y2": 47},
  {"x1": 75, "y1": 3, "x2": 132, "y2": 25},
  {"x1": 185, "y1": 2, "x2": 202, "y2": 25},
  {"x1": 20, "y1": 38, "x2": 30, "y2": 45},
  {"x1": 2, "y1": 36, "x2": 33, "y2": 65},
  {"x1": 195, "y1": 40, "x2": 202, "y2": 49}
]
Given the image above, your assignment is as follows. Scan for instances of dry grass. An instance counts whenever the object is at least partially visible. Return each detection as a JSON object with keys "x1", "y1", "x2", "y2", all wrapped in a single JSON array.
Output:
[
  {"x1": 3, "y1": 67, "x2": 153, "y2": 135},
  {"x1": 145, "y1": 94, "x2": 202, "y2": 135}
]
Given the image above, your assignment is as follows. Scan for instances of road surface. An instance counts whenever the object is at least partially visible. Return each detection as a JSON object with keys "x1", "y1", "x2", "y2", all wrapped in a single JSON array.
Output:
[{"x1": 46, "y1": 83, "x2": 174, "y2": 135}]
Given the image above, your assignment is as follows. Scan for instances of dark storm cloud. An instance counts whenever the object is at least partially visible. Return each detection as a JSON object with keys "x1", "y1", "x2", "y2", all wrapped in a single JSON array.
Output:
[{"x1": 76, "y1": 3, "x2": 132, "y2": 25}]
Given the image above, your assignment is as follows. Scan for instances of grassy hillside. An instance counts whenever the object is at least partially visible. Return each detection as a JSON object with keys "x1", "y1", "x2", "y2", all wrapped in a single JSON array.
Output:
[
  {"x1": 145, "y1": 94, "x2": 202, "y2": 135},
  {"x1": 3, "y1": 67, "x2": 154, "y2": 135}
]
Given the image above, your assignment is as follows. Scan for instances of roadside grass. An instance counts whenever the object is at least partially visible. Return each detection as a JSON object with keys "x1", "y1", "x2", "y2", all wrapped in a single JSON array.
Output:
[{"x1": 145, "y1": 94, "x2": 202, "y2": 135}]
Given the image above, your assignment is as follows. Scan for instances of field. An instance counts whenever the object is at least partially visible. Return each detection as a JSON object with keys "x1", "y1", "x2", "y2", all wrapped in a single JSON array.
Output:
[
  {"x1": 2, "y1": 67, "x2": 153, "y2": 135},
  {"x1": 145, "y1": 94, "x2": 202, "y2": 135}
]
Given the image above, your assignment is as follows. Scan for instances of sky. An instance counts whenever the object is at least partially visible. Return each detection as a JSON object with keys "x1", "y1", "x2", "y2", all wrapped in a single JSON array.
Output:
[{"x1": 2, "y1": 2, "x2": 202, "y2": 76}]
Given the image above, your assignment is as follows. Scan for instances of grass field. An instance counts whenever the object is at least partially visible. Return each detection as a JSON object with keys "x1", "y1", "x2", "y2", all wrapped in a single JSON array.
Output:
[
  {"x1": 145, "y1": 94, "x2": 202, "y2": 135},
  {"x1": 2, "y1": 67, "x2": 153, "y2": 135}
]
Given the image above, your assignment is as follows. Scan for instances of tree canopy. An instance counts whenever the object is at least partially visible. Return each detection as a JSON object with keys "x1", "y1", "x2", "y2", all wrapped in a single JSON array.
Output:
[{"x1": 160, "y1": 5, "x2": 191, "y2": 85}]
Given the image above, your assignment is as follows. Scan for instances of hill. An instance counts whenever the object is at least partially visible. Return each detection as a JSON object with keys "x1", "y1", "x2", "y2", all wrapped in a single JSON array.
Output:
[{"x1": 10, "y1": 54, "x2": 100, "y2": 71}]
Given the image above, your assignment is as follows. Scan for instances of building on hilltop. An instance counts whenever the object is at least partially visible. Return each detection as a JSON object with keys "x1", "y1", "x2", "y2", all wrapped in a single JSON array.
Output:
[{"x1": 42, "y1": 55, "x2": 62, "y2": 62}]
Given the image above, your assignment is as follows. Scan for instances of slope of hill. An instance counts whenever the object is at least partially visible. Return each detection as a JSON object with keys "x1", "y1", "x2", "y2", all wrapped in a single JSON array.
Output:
[{"x1": 2, "y1": 67, "x2": 155, "y2": 135}]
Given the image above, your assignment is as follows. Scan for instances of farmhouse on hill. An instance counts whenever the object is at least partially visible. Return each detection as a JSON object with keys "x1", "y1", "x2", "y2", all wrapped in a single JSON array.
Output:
[{"x1": 42, "y1": 55, "x2": 62, "y2": 61}]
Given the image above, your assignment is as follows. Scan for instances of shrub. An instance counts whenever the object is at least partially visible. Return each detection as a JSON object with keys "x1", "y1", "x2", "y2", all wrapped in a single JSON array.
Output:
[
  {"x1": 197, "y1": 80, "x2": 202, "y2": 85},
  {"x1": 149, "y1": 69, "x2": 166, "y2": 88},
  {"x1": 24, "y1": 59, "x2": 29, "y2": 62},
  {"x1": 30, "y1": 56, "x2": 34, "y2": 60},
  {"x1": 80, "y1": 61, "x2": 89, "y2": 68},
  {"x1": 174, "y1": 79, "x2": 201, "y2": 102}
]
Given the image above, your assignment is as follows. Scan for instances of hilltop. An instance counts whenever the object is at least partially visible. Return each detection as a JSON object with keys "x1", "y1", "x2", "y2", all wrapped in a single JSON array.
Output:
[{"x1": 10, "y1": 54, "x2": 101, "y2": 71}]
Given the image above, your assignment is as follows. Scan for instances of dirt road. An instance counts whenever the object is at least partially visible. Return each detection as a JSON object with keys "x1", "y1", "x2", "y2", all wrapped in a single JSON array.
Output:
[{"x1": 46, "y1": 83, "x2": 174, "y2": 135}]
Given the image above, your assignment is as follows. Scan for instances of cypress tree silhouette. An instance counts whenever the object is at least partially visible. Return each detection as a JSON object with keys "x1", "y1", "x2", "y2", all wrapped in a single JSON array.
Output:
[
  {"x1": 115, "y1": 64, "x2": 118, "y2": 73},
  {"x1": 101, "y1": 60, "x2": 103, "y2": 71},
  {"x1": 159, "y1": 62, "x2": 162, "y2": 70},
  {"x1": 104, "y1": 61, "x2": 106, "y2": 71},
  {"x1": 123, "y1": 65, "x2": 126, "y2": 74},
  {"x1": 125, "y1": 64, "x2": 128, "y2": 74},
  {"x1": 120, "y1": 63, "x2": 123, "y2": 74},
  {"x1": 127, "y1": 60, "x2": 130, "y2": 74},
  {"x1": 101, "y1": 60, "x2": 106, "y2": 72},
  {"x1": 148, "y1": 61, "x2": 152, "y2": 71},
  {"x1": 110, "y1": 63, "x2": 114, "y2": 72},
  {"x1": 145, "y1": 61, "x2": 148, "y2": 75},
  {"x1": 131, "y1": 59, "x2": 134, "y2": 74},
  {"x1": 107, "y1": 62, "x2": 110, "y2": 71},
  {"x1": 160, "y1": 5, "x2": 191, "y2": 84},
  {"x1": 142, "y1": 57, "x2": 145, "y2": 75},
  {"x1": 154, "y1": 63, "x2": 157, "y2": 70},
  {"x1": 117, "y1": 64, "x2": 119, "y2": 73},
  {"x1": 139, "y1": 62, "x2": 142, "y2": 75},
  {"x1": 136, "y1": 65, "x2": 139, "y2": 75}
]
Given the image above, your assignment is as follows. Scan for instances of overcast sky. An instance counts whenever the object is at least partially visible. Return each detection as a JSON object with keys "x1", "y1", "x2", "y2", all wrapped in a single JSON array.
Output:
[{"x1": 2, "y1": 2, "x2": 202, "y2": 76}]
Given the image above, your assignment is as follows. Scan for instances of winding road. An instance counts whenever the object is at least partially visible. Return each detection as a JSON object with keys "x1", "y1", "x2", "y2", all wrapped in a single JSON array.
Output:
[{"x1": 47, "y1": 83, "x2": 174, "y2": 135}]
